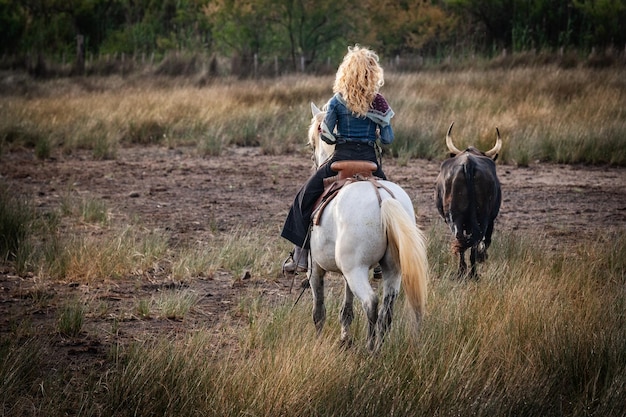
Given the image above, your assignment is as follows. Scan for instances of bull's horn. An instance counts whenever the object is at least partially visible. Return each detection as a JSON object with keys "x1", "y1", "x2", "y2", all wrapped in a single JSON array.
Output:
[
  {"x1": 311, "y1": 102, "x2": 322, "y2": 117},
  {"x1": 485, "y1": 127, "x2": 502, "y2": 157},
  {"x1": 446, "y1": 122, "x2": 463, "y2": 155}
]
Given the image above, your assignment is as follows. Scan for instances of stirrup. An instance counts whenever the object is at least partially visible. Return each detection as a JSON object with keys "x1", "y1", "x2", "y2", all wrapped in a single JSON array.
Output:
[
  {"x1": 284, "y1": 263, "x2": 307, "y2": 274},
  {"x1": 282, "y1": 251, "x2": 307, "y2": 275}
]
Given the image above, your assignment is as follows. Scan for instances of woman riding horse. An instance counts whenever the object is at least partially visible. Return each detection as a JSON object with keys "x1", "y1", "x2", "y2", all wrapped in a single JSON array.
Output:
[{"x1": 282, "y1": 45, "x2": 395, "y2": 272}]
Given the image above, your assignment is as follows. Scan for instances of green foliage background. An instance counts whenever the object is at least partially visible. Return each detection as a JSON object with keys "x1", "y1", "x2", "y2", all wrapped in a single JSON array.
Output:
[{"x1": 2, "y1": 0, "x2": 626, "y2": 72}]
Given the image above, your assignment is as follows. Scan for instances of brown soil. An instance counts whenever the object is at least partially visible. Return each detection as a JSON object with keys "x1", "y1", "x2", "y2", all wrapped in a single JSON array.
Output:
[{"x1": 1, "y1": 146, "x2": 625, "y2": 383}]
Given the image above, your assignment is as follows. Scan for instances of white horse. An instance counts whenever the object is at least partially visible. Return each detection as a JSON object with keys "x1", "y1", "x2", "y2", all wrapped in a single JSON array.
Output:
[{"x1": 306, "y1": 103, "x2": 429, "y2": 351}]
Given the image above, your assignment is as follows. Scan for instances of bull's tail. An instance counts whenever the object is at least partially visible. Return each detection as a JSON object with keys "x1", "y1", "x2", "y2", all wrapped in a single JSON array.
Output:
[
  {"x1": 380, "y1": 199, "x2": 429, "y2": 319},
  {"x1": 463, "y1": 159, "x2": 483, "y2": 248}
]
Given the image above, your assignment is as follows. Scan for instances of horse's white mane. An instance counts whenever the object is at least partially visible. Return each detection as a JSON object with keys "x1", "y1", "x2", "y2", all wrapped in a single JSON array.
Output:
[
  {"x1": 308, "y1": 110, "x2": 325, "y2": 149},
  {"x1": 309, "y1": 102, "x2": 334, "y2": 168}
]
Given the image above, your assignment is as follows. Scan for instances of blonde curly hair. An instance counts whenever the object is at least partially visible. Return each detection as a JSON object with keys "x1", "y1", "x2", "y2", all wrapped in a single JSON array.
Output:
[{"x1": 332, "y1": 45, "x2": 385, "y2": 117}]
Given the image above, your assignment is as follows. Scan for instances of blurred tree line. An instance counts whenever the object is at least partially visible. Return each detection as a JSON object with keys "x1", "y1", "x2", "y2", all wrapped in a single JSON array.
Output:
[{"x1": 1, "y1": 0, "x2": 624, "y2": 75}]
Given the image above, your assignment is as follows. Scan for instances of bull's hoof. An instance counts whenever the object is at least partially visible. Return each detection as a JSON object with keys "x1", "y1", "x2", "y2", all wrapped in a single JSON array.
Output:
[
  {"x1": 476, "y1": 242, "x2": 488, "y2": 263},
  {"x1": 456, "y1": 269, "x2": 479, "y2": 281},
  {"x1": 455, "y1": 269, "x2": 468, "y2": 280}
]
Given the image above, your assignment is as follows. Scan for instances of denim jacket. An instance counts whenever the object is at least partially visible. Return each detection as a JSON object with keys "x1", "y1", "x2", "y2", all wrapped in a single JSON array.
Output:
[{"x1": 321, "y1": 93, "x2": 395, "y2": 145}]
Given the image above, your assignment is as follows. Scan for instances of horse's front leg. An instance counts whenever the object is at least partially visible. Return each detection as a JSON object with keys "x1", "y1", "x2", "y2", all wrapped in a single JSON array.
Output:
[
  {"x1": 309, "y1": 262, "x2": 326, "y2": 335},
  {"x1": 340, "y1": 279, "x2": 354, "y2": 348}
]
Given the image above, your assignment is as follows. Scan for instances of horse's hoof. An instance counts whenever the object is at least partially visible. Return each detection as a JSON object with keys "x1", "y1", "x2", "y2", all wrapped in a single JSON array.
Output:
[
  {"x1": 300, "y1": 278, "x2": 310, "y2": 288},
  {"x1": 340, "y1": 338, "x2": 353, "y2": 350}
]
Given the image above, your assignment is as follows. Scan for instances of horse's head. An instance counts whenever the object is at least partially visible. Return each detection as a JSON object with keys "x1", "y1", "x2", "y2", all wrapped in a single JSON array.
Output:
[{"x1": 309, "y1": 102, "x2": 335, "y2": 168}]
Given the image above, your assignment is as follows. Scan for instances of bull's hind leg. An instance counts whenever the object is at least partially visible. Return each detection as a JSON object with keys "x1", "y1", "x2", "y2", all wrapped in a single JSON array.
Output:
[
  {"x1": 309, "y1": 263, "x2": 326, "y2": 335},
  {"x1": 469, "y1": 246, "x2": 479, "y2": 280},
  {"x1": 477, "y1": 220, "x2": 495, "y2": 263},
  {"x1": 339, "y1": 280, "x2": 354, "y2": 348},
  {"x1": 457, "y1": 246, "x2": 468, "y2": 279}
]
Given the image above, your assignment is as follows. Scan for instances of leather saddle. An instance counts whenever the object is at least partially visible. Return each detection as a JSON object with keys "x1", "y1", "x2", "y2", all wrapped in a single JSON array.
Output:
[{"x1": 312, "y1": 160, "x2": 380, "y2": 225}]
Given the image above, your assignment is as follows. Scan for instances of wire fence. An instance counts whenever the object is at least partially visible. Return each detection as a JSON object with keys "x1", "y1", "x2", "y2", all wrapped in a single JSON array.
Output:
[{"x1": 4, "y1": 45, "x2": 626, "y2": 79}]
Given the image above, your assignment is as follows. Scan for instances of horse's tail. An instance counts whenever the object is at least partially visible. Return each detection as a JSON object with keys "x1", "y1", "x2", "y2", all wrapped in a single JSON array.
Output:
[{"x1": 380, "y1": 199, "x2": 429, "y2": 318}]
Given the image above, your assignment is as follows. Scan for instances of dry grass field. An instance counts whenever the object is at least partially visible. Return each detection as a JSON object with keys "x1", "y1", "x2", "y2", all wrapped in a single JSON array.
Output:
[{"x1": 1, "y1": 67, "x2": 626, "y2": 416}]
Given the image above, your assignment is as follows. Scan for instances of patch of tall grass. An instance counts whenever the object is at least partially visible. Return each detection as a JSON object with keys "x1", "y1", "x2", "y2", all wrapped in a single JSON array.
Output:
[
  {"x1": 171, "y1": 226, "x2": 286, "y2": 281},
  {"x1": 3, "y1": 178, "x2": 284, "y2": 284},
  {"x1": 97, "y1": 229, "x2": 626, "y2": 416},
  {"x1": 0, "y1": 338, "x2": 46, "y2": 415},
  {"x1": 0, "y1": 183, "x2": 34, "y2": 264},
  {"x1": 155, "y1": 289, "x2": 200, "y2": 320},
  {"x1": 3, "y1": 184, "x2": 156, "y2": 280},
  {"x1": 3, "y1": 227, "x2": 626, "y2": 415},
  {"x1": 57, "y1": 298, "x2": 85, "y2": 337},
  {"x1": 79, "y1": 197, "x2": 110, "y2": 225},
  {"x1": 15, "y1": 229, "x2": 595, "y2": 416},
  {"x1": 2, "y1": 67, "x2": 623, "y2": 164},
  {"x1": 60, "y1": 227, "x2": 170, "y2": 281},
  {"x1": 388, "y1": 68, "x2": 626, "y2": 165}
]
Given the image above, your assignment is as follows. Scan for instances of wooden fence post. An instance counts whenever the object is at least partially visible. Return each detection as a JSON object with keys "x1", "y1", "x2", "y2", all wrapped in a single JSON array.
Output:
[
  {"x1": 75, "y1": 34, "x2": 85, "y2": 75},
  {"x1": 254, "y1": 53, "x2": 258, "y2": 78}
]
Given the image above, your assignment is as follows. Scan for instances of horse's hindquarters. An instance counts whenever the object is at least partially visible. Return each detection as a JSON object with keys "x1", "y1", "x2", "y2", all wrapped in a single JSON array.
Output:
[{"x1": 310, "y1": 181, "x2": 413, "y2": 274}]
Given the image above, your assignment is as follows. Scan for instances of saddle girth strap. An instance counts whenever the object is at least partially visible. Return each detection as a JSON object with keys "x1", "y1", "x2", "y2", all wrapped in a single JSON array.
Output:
[
  {"x1": 366, "y1": 176, "x2": 396, "y2": 205},
  {"x1": 312, "y1": 176, "x2": 396, "y2": 225}
]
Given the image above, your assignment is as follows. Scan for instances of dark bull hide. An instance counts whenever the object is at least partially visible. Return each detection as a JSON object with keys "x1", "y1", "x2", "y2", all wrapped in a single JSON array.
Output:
[{"x1": 435, "y1": 122, "x2": 502, "y2": 279}]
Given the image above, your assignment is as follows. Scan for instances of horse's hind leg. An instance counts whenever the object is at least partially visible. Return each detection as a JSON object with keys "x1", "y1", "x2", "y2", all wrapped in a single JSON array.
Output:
[
  {"x1": 343, "y1": 268, "x2": 378, "y2": 351},
  {"x1": 376, "y1": 263, "x2": 401, "y2": 350},
  {"x1": 340, "y1": 280, "x2": 354, "y2": 348},
  {"x1": 365, "y1": 295, "x2": 379, "y2": 352},
  {"x1": 309, "y1": 263, "x2": 326, "y2": 335}
]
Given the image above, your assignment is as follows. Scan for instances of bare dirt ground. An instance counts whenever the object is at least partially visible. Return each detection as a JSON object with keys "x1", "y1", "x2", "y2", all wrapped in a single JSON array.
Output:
[{"x1": 1, "y1": 146, "x2": 626, "y2": 382}]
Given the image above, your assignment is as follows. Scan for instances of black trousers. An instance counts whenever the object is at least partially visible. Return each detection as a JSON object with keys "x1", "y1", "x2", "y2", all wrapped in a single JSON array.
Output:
[{"x1": 281, "y1": 142, "x2": 386, "y2": 248}]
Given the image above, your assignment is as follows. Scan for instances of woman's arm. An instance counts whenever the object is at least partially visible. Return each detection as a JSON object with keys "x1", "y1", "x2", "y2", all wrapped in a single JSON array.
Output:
[{"x1": 379, "y1": 124, "x2": 394, "y2": 144}]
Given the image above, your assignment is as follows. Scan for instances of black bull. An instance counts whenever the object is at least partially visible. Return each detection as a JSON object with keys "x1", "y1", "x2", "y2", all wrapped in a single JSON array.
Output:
[{"x1": 435, "y1": 123, "x2": 502, "y2": 279}]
